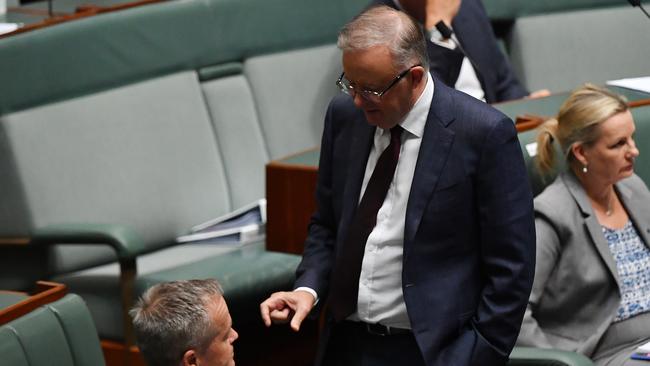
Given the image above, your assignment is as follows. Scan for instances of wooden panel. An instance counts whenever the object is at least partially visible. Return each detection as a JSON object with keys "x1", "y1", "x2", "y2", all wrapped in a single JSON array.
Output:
[
  {"x1": 265, "y1": 161, "x2": 318, "y2": 255},
  {"x1": 101, "y1": 340, "x2": 146, "y2": 366}
]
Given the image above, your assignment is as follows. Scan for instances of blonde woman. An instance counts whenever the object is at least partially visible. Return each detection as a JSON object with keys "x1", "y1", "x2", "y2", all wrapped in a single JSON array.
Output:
[{"x1": 517, "y1": 84, "x2": 650, "y2": 365}]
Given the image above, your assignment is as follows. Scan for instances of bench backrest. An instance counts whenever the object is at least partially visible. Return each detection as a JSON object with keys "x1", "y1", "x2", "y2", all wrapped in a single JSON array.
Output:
[
  {"x1": 508, "y1": 5, "x2": 650, "y2": 93},
  {"x1": 0, "y1": 0, "x2": 365, "y2": 289},
  {"x1": 0, "y1": 294, "x2": 105, "y2": 366}
]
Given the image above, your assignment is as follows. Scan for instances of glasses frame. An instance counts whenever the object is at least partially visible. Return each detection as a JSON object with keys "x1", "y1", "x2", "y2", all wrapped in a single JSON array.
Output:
[{"x1": 336, "y1": 64, "x2": 421, "y2": 102}]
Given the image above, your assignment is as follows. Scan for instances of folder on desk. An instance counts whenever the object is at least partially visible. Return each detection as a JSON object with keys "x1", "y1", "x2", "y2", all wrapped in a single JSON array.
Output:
[{"x1": 176, "y1": 199, "x2": 266, "y2": 244}]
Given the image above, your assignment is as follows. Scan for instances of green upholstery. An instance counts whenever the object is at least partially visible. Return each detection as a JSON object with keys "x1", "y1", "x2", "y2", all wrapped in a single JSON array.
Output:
[
  {"x1": 483, "y1": 0, "x2": 649, "y2": 20},
  {"x1": 0, "y1": 294, "x2": 105, "y2": 366},
  {"x1": 0, "y1": 0, "x2": 365, "y2": 344},
  {"x1": 2, "y1": 0, "x2": 646, "y2": 358},
  {"x1": 509, "y1": 347, "x2": 594, "y2": 366},
  {"x1": 244, "y1": 44, "x2": 341, "y2": 159},
  {"x1": 52, "y1": 241, "x2": 300, "y2": 340},
  {"x1": 0, "y1": 291, "x2": 28, "y2": 309},
  {"x1": 508, "y1": 6, "x2": 650, "y2": 93},
  {"x1": 0, "y1": 0, "x2": 367, "y2": 116}
]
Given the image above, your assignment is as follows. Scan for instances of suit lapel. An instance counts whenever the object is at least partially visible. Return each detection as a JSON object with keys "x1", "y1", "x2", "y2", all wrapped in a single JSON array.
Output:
[
  {"x1": 561, "y1": 173, "x2": 620, "y2": 284},
  {"x1": 404, "y1": 82, "x2": 456, "y2": 258},
  {"x1": 338, "y1": 118, "x2": 375, "y2": 244}
]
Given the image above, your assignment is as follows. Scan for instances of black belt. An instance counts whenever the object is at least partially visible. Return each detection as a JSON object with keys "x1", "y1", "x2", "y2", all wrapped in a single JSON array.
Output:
[{"x1": 344, "y1": 321, "x2": 412, "y2": 336}]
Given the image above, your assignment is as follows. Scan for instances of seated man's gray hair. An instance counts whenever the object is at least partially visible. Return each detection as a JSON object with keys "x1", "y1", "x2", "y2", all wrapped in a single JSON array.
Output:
[{"x1": 130, "y1": 279, "x2": 224, "y2": 366}]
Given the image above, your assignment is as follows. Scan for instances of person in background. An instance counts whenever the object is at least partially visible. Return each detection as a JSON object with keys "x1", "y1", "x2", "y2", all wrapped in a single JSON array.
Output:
[
  {"x1": 517, "y1": 84, "x2": 650, "y2": 365},
  {"x1": 130, "y1": 279, "x2": 238, "y2": 366},
  {"x1": 372, "y1": 0, "x2": 550, "y2": 102},
  {"x1": 261, "y1": 5, "x2": 535, "y2": 366}
]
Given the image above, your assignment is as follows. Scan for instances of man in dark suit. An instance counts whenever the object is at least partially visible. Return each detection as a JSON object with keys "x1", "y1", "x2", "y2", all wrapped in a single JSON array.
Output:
[
  {"x1": 374, "y1": 0, "x2": 549, "y2": 103},
  {"x1": 260, "y1": 6, "x2": 535, "y2": 365}
]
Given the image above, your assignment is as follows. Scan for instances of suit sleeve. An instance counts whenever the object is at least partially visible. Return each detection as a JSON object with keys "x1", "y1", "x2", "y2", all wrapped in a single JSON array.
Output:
[
  {"x1": 458, "y1": 0, "x2": 528, "y2": 102},
  {"x1": 516, "y1": 205, "x2": 561, "y2": 348},
  {"x1": 438, "y1": 117, "x2": 536, "y2": 364},
  {"x1": 293, "y1": 100, "x2": 338, "y2": 301}
]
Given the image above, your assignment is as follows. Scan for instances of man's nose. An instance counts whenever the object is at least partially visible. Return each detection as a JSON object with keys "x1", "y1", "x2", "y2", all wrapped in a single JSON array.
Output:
[
  {"x1": 230, "y1": 328, "x2": 239, "y2": 343},
  {"x1": 352, "y1": 92, "x2": 365, "y2": 108}
]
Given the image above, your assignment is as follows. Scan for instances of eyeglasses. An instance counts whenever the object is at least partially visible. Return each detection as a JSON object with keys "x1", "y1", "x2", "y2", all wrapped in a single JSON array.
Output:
[{"x1": 336, "y1": 65, "x2": 420, "y2": 103}]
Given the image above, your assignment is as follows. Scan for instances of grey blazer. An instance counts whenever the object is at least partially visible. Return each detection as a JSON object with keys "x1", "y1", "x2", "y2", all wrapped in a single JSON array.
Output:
[{"x1": 517, "y1": 172, "x2": 650, "y2": 357}]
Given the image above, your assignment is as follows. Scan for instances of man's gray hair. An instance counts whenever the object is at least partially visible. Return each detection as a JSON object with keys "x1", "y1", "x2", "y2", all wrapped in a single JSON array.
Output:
[
  {"x1": 338, "y1": 5, "x2": 429, "y2": 70},
  {"x1": 130, "y1": 279, "x2": 224, "y2": 366}
]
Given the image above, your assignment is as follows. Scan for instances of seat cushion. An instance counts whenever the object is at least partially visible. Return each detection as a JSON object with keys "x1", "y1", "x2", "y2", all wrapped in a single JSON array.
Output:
[{"x1": 53, "y1": 241, "x2": 301, "y2": 340}]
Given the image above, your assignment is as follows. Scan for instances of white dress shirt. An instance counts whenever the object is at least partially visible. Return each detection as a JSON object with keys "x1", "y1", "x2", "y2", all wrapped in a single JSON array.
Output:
[
  {"x1": 349, "y1": 73, "x2": 434, "y2": 328},
  {"x1": 296, "y1": 75, "x2": 434, "y2": 328}
]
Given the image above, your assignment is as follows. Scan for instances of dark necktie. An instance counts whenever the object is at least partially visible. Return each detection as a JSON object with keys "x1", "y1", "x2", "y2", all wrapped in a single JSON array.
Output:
[{"x1": 329, "y1": 125, "x2": 404, "y2": 322}]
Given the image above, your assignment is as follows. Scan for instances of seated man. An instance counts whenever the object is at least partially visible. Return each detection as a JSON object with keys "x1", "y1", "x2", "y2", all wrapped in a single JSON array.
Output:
[
  {"x1": 130, "y1": 279, "x2": 238, "y2": 366},
  {"x1": 373, "y1": 0, "x2": 549, "y2": 102}
]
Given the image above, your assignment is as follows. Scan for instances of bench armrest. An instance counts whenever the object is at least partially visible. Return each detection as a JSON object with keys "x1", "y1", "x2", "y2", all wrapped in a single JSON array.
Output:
[
  {"x1": 509, "y1": 346, "x2": 595, "y2": 366},
  {"x1": 31, "y1": 223, "x2": 146, "y2": 260}
]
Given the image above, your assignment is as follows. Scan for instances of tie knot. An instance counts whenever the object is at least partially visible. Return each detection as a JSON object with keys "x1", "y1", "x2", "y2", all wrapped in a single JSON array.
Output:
[{"x1": 390, "y1": 125, "x2": 403, "y2": 143}]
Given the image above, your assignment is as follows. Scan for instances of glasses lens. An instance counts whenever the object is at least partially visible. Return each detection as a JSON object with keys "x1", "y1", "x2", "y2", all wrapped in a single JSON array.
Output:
[
  {"x1": 361, "y1": 91, "x2": 381, "y2": 104},
  {"x1": 337, "y1": 78, "x2": 352, "y2": 95}
]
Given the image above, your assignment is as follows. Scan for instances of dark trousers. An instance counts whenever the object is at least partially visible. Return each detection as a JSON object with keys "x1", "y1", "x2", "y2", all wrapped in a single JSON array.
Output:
[{"x1": 321, "y1": 321, "x2": 426, "y2": 366}]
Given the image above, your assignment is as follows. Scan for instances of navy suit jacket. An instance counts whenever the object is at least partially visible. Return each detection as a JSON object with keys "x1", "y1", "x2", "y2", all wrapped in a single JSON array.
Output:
[
  {"x1": 295, "y1": 81, "x2": 536, "y2": 365},
  {"x1": 372, "y1": 0, "x2": 528, "y2": 103}
]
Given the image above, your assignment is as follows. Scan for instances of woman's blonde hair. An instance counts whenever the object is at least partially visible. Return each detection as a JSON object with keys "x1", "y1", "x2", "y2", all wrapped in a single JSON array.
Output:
[{"x1": 536, "y1": 84, "x2": 628, "y2": 174}]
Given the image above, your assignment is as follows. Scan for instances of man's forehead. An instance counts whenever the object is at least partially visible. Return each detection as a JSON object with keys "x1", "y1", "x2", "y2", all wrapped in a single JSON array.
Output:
[{"x1": 342, "y1": 47, "x2": 397, "y2": 80}]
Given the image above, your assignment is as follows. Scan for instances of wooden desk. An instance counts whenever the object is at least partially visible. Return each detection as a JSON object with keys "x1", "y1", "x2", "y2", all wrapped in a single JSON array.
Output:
[
  {"x1": 497, "y1": 85, "x2": 650, "y2": 132},
  {"x1": 0, "y1": 281, "x2": 67, "y2": 324},
  {"x1": 266, "y1": 148, "x2": 319, "y2": 255}
]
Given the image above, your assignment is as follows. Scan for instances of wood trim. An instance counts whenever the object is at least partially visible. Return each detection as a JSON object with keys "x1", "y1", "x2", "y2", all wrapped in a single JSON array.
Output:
[
  {"x1": 515, "y1": 114, "x2": 547, "y2": 132},
  {"x1": 1, "y1": 0, "x2": 163, "y2": 39},
  {"x1": 513, "y1": 97, "x2": 650, "y2": 133},
  {"x1": 629, "y1": 98, "x2": 650, "y2": 108},
  {"x1": 101, "y1": 340, "x2": 146, "y2": 366},
  {"x1": 0, "y1": 281, "x2": 67, "y2": 324},
  {"x1": 0, "y1": 237, "x2": 30, "y2": 245}
]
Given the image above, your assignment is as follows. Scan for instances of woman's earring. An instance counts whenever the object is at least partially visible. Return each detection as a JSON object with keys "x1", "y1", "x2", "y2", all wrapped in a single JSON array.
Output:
[{"x1": 582, "y1": 164, "x2": 588, "y2": 173}]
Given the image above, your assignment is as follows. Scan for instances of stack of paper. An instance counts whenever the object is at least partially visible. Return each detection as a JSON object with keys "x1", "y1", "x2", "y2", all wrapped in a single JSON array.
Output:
[
  {"x1": 606, "y1": 76, "x2": 650, "y2": 94},
  {"x1": 631, "y1": 340, "x2": 650, "y2": 361},
  {"x1": 176, "y1": 198, "x2": 266, "y2": 244},
  {"x1": 0, "y1": 23, "x2": 20, "y2": 36}
]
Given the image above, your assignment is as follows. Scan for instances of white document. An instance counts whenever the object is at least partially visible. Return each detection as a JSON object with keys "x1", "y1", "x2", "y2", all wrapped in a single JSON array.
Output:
[
  {"x1": 636, "y1": 340, "x2": 650, "y2": 354},
  {"x1": 0, "y1": 23, "x2": 20, "y2": 35},
  {"x1": 606, "y1": 76, "x2": 650, "y2": 94},
  {"x1": 176, "y1": 198, "x2": 266, "y2": 244}
]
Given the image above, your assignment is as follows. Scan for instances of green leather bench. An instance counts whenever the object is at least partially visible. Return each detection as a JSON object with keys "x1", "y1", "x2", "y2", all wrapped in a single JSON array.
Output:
[
  {"x1": 0, "y1": 294, "x2": 105, "y2": 366},
  {"x1": 0, "y1": 0, "x2": 367, "y2": 349}
]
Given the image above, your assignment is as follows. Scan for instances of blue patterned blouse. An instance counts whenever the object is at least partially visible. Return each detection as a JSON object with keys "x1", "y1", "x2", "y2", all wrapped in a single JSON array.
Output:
[{"x1": 603, "y1": 220, "x2": 650, "y2": 322}]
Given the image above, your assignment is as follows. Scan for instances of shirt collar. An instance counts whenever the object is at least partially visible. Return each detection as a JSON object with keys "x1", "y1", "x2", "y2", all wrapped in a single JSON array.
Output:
[{"x1": 393, "y1": 72, "x2": 433, "y2": 139}]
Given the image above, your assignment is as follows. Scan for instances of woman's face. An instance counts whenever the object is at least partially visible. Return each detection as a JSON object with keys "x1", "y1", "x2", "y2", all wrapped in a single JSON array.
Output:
[{"x1": 579, "y1": 110, "x2": 639, "y2": 186}]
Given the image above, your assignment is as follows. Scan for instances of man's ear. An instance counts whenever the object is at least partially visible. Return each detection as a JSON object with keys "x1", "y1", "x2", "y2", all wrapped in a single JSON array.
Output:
[
  {"x1": 182, "y1": 349, "x2": 198, "y2": 366},
  {"x1": 410, "y1": 66, "x2": 426, "y2": 87}
]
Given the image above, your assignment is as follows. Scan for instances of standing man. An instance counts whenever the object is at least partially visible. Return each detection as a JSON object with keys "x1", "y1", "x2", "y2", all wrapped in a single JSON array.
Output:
[
  {"x1": 373, "y1": 0, "x2": 549, "y2": 103},
  {"x1": 260, "y1": 6, "x2": 535, "y2": 366},
  {"x1": 131, "y1": 279, "x2": 239, "y2": 366}
]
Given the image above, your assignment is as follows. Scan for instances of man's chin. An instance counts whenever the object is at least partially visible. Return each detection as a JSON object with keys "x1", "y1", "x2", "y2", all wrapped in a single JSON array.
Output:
[{"x1": 363, "y1": 110, "x2": 383, "y2": 126}]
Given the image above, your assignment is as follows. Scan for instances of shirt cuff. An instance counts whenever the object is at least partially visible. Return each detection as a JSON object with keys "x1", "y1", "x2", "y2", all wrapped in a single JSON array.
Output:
[
  {"x1": 427, "y1": 26, "x2": 457, "y2": 50},
  {"x1": 294, "y1": 287, "x2": 319, "y2": 305}
]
